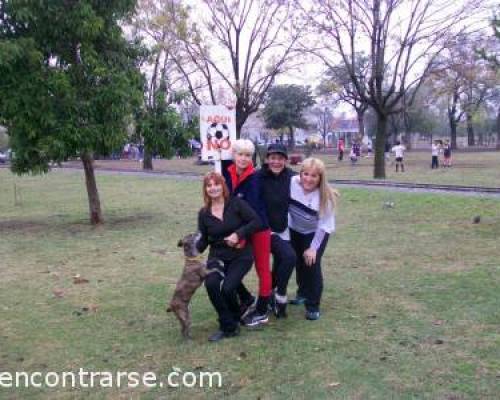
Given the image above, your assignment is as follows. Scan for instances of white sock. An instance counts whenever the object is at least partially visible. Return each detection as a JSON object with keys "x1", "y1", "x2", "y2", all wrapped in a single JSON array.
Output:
[{"x1": 275, "y1": 293, "x2": 287, "y2": 304}]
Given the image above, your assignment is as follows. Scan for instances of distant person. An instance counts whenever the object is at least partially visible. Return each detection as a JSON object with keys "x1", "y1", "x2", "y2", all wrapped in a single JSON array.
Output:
[
  {"x1": 353, "y1": 142, "x2": 361, "y2": 157},
  {"x1": 443, "y1": 140, "x2": 452, "y2": 167},
  {"x1": 431, "y1": 140, "x2": 441, "y2": 169},
  {"x1": 337, "y1": 138, "x2": 345, "y2": 161},
  {"x1": 391, "y1": 141, "x2": 406, "y2": 172},
  {"x1": 385, "y1": 141, "x2": 392, "y2": 161},
  {"x1": 366, "y1": 137, "x2": 373, "y2": 157},
  {"x1": 349, "y1": 145, "x2": 358, "y2": 165}
]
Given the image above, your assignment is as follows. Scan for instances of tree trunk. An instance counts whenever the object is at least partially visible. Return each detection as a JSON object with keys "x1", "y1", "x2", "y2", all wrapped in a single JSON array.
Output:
[
  {"x1": 449, "y1": 115, "x2": 458, "y2": 150},
  {"x1": 288, "y1": 126, "x2": 295, "y2": 150},
  {"x1": 143, "y1": 147, "x2": 153, "y2": 170},
  {"x1": 466, "y1": 113, "x2": 475, "y2": 146},
  {"x1": 357, "y1": 111, "x2": 365, "y2": 139},
  {"x1": 81, "y1": 152, "x2": 103, "y2": 225},
  {"x1": 373, "y1": 113, "x2": 387, "y2": 179},
  {"x1": 497, "y1": 107, "x2": 500, "y2": 150}
]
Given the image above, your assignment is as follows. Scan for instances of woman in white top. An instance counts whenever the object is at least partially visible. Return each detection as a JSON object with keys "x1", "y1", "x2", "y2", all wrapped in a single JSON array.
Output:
[{"x1": 288, "y1": 158, "x2": 339, "y2": 320}]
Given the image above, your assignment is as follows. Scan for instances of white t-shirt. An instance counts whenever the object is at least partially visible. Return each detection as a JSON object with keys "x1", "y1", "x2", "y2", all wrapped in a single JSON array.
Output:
[
  {"x1": 432, "y1": 144, "x2": 440, "y2": 156},
  {"x1": 391, "y1": 144, "x2": 405, "y2": 158},
  {"x1": 288, "y1": 176, "x2": 335, "y2": 235}
]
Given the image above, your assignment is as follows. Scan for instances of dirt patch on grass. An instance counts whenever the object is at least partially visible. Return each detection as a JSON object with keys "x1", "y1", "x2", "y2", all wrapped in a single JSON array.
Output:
[
  {"x1": 0, "y1": 219, "x2": 51, "y2": 234},
  {"x1": 0, "y1": 213, "x2": 158, "y2": 236}
]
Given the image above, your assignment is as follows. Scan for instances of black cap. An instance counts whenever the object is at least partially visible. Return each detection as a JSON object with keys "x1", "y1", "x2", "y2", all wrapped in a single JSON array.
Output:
[{"x1": 266, "y1": 143, "x2": 288, "y2": 159}]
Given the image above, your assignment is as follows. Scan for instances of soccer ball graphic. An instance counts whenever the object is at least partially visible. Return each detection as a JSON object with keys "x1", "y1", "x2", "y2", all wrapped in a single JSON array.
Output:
[{"x1": 206, "y1": 122, "x2": 230, "y2": 141}]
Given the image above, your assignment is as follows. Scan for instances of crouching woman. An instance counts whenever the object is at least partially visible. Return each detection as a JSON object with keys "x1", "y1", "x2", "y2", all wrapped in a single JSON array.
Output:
[{"x1": 196, "y1": 172, "x2": 261, "y2": 342}]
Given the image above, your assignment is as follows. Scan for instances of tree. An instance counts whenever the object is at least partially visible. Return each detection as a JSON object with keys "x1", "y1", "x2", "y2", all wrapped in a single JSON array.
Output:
[
  {"x1": 132, "y1": 0, "x2": 193, "y2": 169},
  {"x1": 432, "y1": 35, "x2": 498, "y2": 148},
  {"x1": 312, "y1": 106, "x2": 334, "y2": 148},
  {"x1": 0, "y1": 0, "x2": 142, "y2": 224},
  {"x1": 262, "y1": 84, "x2": 315, "y2": 149},
  {"x1": 479, "y1": 15, "x2": 500, "y2": 148},
  {"x1": 317, "y1": 54, "x2": 370, "y2": 142},
  {"x1": 166, "y1": 0, "x2": 305, "y2": 137},
  {"x1": 300, "y1": 0, "x2": 486, "y2": 178}
]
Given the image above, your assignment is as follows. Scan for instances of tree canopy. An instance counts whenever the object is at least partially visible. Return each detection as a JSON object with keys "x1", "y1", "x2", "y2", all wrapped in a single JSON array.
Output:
[
  {"x1": 0, "y1": 0, "x2": 143, "y2": 224},
  {"x1": 263, "y1": 84, "x2": 315, "y2": 147}
]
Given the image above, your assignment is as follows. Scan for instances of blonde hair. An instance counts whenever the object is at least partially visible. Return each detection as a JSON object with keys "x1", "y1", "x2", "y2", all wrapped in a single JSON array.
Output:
[
  {"x1": 232, "y1": 139, "x2": 255, "y2": 155},
  {"x1": 300, "y1": 157, "x2": 339, "y2": 215}
]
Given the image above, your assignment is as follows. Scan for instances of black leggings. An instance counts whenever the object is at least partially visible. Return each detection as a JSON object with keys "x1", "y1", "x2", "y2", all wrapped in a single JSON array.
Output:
[
  {"x1": 205, "y1": 251, "x2": 253, "y2": 333},
  {"x1": 431, "y1": 156, "x2": 439, "y2": 169},
  {"x1": 271, "y1": 234, "x2": 297, "y2": 297},
  {"x1": 290, "y1": 229, "x2": 329, "y2": 312}
]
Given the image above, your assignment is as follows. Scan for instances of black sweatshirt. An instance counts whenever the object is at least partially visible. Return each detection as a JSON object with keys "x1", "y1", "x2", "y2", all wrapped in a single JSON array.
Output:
[
  {"x1": 257, "y1": 164, "x2": 296, "y2": 234},
  {"x1": 197, "y1": 197, "x2": 261, "y2": 262}
]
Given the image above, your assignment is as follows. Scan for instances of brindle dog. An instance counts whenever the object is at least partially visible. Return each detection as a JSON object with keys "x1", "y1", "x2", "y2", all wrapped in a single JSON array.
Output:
[{"x1": 167, "y1": 233, "x2": 221, "y2": 339}]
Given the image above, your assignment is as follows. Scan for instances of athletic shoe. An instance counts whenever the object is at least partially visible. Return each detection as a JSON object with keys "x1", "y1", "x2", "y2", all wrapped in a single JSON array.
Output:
[
  {"x1": 305, "y1": 310, "x2": 320, "y2": 321},
  {"x1": 242, "y1": 310, "x2": 269, "y2": 327},
  {"x1": 273, "y1": 301, "x2": 287, "y2": 318},
  {"x1": 208, "y1": 325, "x2": 240, "y2": 342},
  {"x1": 239, "y1": 295, "x2": 256, "y2": 319},
  {"x1": 289, "y1": 295, "x2": 306, "y2": 306}
]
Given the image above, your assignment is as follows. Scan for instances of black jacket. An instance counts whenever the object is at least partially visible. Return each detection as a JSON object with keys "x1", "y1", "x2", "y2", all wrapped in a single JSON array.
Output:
[
  {"x1": 257, "y1": 164, "x2": 296, "y2": 233},
  {"x1": 197, "y1": 197, "x2": 260, "y2": 262}
]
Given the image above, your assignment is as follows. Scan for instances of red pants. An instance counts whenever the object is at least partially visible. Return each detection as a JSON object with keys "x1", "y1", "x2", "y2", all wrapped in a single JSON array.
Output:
[{"x1": 250, "y1": 229, "x2": 272, "y2": 297}]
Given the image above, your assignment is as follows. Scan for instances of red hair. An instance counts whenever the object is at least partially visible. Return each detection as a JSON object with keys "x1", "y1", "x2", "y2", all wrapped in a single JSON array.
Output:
[{"x1": 202, "y1": 172, "x2": 229, "y2": 209}]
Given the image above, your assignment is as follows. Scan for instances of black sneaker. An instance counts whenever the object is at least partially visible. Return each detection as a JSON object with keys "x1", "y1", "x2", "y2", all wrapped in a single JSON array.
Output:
[
  {"x1": 305, "y1": 310, "x2": 320, "y2": 321},
  {"x1": 242, "y1": 310, "x2": 269, "y2": 327},
  {"x1": 208, "y1": 325, "x2": 240, "y2": 342},
  {"x1": 289, "y1": 295, "x2": 306, "y2": 305},
  {"x1": 274, "y1": 301, "x2": 287, "y2": 318}
]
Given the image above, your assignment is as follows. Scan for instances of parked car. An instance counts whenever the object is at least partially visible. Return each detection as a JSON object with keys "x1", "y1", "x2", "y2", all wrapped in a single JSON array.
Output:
[{"x1": 295, "y1": 140, "x2": 305, "y2": 146}]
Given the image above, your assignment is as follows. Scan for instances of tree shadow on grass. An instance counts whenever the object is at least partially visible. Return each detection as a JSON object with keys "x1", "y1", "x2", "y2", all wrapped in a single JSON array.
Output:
[{"x1": 0, "y1": 213, "x2": 160, "y2": 236}]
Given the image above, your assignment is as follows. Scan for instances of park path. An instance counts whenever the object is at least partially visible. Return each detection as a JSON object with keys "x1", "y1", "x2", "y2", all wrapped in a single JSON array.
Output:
[{"x1": 52, "y1": 166, "x2": 500, "y2": 199}]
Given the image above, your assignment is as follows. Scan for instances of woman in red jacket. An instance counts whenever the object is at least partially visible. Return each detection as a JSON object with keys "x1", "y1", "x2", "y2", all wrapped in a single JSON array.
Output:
[{"x1": 222, "y1": 139, "x2": 272, "y2": 327}]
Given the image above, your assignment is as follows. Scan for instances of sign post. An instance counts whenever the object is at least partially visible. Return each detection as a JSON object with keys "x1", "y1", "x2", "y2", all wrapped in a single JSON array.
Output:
[{"x1": 200, "y1": 105, "x2": 236, "y2": 174}]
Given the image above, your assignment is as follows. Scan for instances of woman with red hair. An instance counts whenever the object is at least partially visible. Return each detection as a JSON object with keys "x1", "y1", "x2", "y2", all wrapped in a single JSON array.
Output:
[{"x1": 196, "y1": 172, "x2": 261, "y2": 342}]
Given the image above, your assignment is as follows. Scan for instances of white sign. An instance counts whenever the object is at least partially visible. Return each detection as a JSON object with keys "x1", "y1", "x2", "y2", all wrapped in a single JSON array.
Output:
[{"x1": 200, "y1": 105, "x2": 236, "y2": 161}]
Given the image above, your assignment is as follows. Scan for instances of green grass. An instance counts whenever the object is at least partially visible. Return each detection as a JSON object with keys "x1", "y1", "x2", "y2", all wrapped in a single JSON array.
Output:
[{"x1": 1, "y1": 169, "x2": 499, "y2": 399}]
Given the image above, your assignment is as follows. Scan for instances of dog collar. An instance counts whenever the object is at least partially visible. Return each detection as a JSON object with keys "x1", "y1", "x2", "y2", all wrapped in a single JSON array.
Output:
[{"x1": 185, "y1": 255, "x2": 204, "y2": 262}]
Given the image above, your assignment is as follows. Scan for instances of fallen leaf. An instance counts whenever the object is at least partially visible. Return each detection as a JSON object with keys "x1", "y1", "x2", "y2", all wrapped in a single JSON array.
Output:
[
  {"x1": 73, "y1": 275, "x2": 89, "y2": 284},
  {"x1": 328, "y1": 382, "x2": 341, "y2": 388},
  {"x1": 52, "y1": 289, "x2": 65, "y2": 298},
  {"x1": 432, "y1": 320, "x2": 444, "y2": 326}
]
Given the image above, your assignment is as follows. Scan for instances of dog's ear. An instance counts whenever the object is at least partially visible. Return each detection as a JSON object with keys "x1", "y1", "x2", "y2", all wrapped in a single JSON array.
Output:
[{"x1": 177, "y1": 239, "x2": 184, "y2": 247}]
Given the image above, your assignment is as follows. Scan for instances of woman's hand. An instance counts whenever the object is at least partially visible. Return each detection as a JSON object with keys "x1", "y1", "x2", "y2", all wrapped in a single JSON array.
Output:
[
  {"x1": 224, "y1": 233, "x2": 239, "y2": 247},
  {"x1": 303, "y1": 248, "x2": 317, "y2": 267}
]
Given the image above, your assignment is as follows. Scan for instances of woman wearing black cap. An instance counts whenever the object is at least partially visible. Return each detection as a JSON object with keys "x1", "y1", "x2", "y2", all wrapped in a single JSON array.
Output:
[{"x1": 256, "y1": 144, "x2": 297, "y2": 317}]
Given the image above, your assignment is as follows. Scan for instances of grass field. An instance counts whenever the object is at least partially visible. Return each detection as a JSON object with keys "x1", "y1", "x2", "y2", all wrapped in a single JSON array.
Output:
[
  {"x1": 63, "y1": 150, "x2": 500, "y2": 188},
  {"x1": 1, "y1": 169, "x2": 499, "y2": 399}
]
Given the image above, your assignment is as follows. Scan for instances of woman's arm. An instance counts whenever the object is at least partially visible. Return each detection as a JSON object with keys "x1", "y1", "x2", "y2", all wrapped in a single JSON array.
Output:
[
  {"x1": 234, "y1": 198, "x2": 261, "y2": 240},
  {"x1": 196, "y1": 210, "x2": 209, "y2": 253}
]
